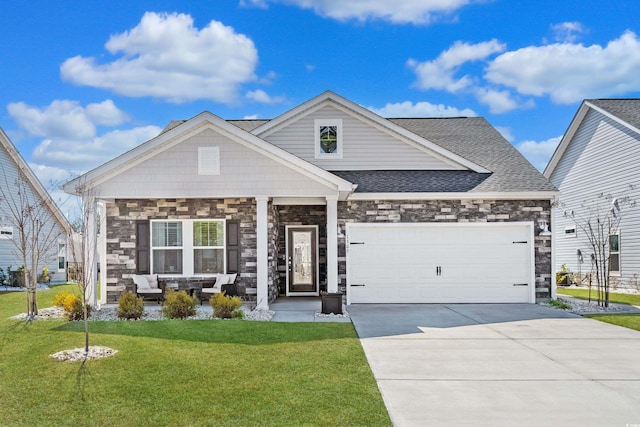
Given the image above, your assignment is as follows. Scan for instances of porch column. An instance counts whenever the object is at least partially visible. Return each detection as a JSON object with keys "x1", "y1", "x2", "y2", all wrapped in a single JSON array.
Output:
[
  {"x1": 256, "y1": 197, "x2": 269, "y2": 309},
  {"x1": 326, "y1": 196, "x2": 338, "y2": 293},
  {"x1": 98, "y1": 201, "x2": 107, "y2": 306},
  {"x1": 84, "y1": 195, "x2": 98, "y2": 307}
]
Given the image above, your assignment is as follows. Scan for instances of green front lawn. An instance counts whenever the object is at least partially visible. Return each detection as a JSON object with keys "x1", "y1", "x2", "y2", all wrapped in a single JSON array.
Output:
[
  {"x1": 584, "y1": 314, "x2": 640, "y2": 331},
  {"x1": 0, "y1": 286, "x2": 391, "y2": 427},
  {"x1": 557, "y1": 287, "x2": 640, "y2": 306}
]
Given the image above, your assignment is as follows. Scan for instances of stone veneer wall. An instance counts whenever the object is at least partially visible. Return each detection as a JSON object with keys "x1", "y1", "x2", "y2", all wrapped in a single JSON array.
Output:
[
  {"x1": 337, "y1": 199, "x2": 553, "y2": 301},
  {"x1": 276, "y1": 205, "x2": 327, "y2": 294},
  {"x1": 105, "y1": 198, "x2": 259, "y2": 303},
  {"x1": 267, "y1": 202, "x2": 280, "y2": 304}
]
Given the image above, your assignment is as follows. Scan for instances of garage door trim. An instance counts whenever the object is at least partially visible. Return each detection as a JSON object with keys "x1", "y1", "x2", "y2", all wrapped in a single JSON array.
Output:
[{"x1": 345, "y1": 222, "x2": 536, "y2": 304}]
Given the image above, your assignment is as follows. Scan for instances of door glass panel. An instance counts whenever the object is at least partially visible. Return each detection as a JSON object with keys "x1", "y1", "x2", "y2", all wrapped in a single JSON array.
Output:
[{"x1": 293, "y1": 231, "x2": 313, "y2": 285}]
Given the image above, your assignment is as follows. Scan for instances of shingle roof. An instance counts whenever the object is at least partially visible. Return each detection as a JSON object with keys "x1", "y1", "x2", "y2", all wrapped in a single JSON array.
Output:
[
  {"x1": 332, "y1": 170, "x2": 491, "y2": 192},
  {"x1": 388, "y1": 118, "x2": 557, "y2": 193},
  {"x1": 587, "y1": 99, "x2": 640, "y2": 130}
]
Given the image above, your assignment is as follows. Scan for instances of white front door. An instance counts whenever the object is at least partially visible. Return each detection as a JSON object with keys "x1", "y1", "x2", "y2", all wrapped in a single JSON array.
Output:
[{"x1": 347, "y1": 223, "x2": 534, "y2": 304}]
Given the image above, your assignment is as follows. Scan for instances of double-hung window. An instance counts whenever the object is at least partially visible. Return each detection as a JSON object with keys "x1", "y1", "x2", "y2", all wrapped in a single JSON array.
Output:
[
  {"x1": 152, "y1": 221, "x2": 183, "y2": 274},
  {"x1": 609, "y1": 232, "x2": 620, "y2": 274},
  {"x1": 151, "y1": 219, "x2": 225, "y2": 276}
]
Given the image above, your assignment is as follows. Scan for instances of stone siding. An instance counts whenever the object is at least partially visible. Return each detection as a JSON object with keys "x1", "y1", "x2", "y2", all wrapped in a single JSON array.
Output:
[
  {"x1": 337, "y1": 199, "x2": 553, "y2": 301},
  {"x1": 105, "y1": 198, "x2": 258, "y2": 303}
]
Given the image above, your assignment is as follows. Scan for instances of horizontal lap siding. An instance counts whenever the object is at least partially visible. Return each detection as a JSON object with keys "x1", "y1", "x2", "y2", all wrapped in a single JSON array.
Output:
[
  {"x1": 264, "y1": 105, "x2": 462, "y2": 171},
  {"x1": 0, "y1": 143, "x2": 66, "y2": 280},
  {"x1": 97, "y1": 128, "x2": 335, "y2": 198},
  {"x1": 551, "y1": 110, "x2": 640, "y2": 283}
]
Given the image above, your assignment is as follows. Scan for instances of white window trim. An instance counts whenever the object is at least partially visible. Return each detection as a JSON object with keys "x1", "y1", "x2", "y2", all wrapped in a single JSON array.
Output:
[
  {"x1": 314, "y1": 119, "x2": 343, "y2": 159},
  {"x1": 609, "y1": 230, "x2": 621, "y2": 275},
  {"x1": 151, "y1": 219, "x2": 226, "y2": 277},
  {"x1": 564, "y1": 225, "x2": 577, "y2": 238},
  {"x1": 0, "y1": 224, "x2": 13, "y2": 240},
  {"x1": 57, "y1": 241, "x2": 66, "y2": 273}
]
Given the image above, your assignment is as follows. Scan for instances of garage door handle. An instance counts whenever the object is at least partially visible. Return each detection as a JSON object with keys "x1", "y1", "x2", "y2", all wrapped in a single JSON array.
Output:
[
  {"x1": 513, "y1": 283, "x2": 528, "y2": 286},
  {"x1": 351, "y1": 284, "x2": 366, "y2": 287},
  {"x1": 512, "y1": 241, "x2": 528, "y2": 244},
  {"x1": 350, "y1": 242, "x2": 365, "y2": 245}
]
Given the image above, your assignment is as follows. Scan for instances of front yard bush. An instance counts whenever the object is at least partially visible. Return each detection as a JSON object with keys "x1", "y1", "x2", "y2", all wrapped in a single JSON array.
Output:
[
  {"x1": 53, "y1": 290, "x2": 90, "y2": 321},
  {"x1": 162, "y1": 289, "x2": 196, "y2": 319},
  {"x1": 117, "y1": 292, "x2": 145, "y2": 320},
  {"x1": 210, "y1": 292, "x2": 243, "y2": 319}
]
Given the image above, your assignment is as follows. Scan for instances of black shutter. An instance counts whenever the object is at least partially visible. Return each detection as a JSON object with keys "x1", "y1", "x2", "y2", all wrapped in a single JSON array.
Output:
[
  {"x1": 136, "y1": 221, "x2": 151, "y2": 274},
  {"x1": 226, "y1": 220, "x2": 240, "y2": 274}
]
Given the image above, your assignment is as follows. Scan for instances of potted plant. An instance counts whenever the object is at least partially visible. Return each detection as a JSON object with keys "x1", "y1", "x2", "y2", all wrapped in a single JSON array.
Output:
[{"x1": 321, "y1": 291, "x2": 343, "y2": 315}]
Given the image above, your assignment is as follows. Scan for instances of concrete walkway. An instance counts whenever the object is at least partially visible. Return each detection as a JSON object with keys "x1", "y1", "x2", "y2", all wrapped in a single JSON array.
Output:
[
  {"x1": 349, "y1": 303, "x2": 640, "y2": 427},
  {"x1": 269, "y1": 297, "x2": 351, "y2": 322}
]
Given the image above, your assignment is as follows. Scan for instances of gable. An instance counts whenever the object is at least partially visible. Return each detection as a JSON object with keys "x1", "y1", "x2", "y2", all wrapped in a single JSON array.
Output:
[
  {"x1": 549, "y1": 108, "x2": 640, "y2": 196},
  {"x1": 0, "y1": 129, "x2": 70, "y2": 234},
  {"x1": 262, "y1": 104, "x2": 465, "y2": 171},
  {"x1": 93, "y1": 127, "x2": 340, "y2": 198}
]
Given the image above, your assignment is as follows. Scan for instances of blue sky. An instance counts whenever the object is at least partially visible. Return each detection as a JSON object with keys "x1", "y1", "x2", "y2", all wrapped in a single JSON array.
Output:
[{"x1": 2, "y1": 0, "x2": 640, "y2": 213}]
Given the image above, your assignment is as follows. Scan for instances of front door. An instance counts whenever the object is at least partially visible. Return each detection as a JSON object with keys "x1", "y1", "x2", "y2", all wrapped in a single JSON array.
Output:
[{"x1": 286, "y1": 226, "x2": 318, "y2": 295}]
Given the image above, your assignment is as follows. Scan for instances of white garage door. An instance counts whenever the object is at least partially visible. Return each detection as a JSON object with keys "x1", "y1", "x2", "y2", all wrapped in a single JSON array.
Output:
[{"x1": 347, "y1": 223, "x2": 534, "y2": 304}]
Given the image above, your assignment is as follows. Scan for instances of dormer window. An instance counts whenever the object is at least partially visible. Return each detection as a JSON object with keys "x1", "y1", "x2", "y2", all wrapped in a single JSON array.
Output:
[{"x1": 315, "y1": 119, "x2": 343, "y2": 159}]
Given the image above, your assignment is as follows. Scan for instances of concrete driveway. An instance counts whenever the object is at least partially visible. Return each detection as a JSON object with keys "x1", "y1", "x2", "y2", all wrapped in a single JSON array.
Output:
[{"x1": 349, "y1": 304, "x2": 640, "y2": 427}]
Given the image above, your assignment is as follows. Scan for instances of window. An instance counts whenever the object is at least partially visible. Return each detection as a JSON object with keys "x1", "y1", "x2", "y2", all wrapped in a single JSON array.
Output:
[
  {"x1": 0, "y1": 225, "x2": 13, "y2": 240},
  {"x1": 193, "y1": 221, "x2": 224, "y2": 274},
  {"x1": 58, "y1": 243, "x2": 66, "y2": 272},
  {"x1": 152, "y1": 221, "x2": 183, "y2": 274},
  {"x1": 609, "y1": 232, "x2": 620, "y2": 274},
  {"x1": 314, "y1": 119, "x2": 343, "y2": 158},
  {"x1": 151, "y1": 220, "x2": 225, "y2": 275}
]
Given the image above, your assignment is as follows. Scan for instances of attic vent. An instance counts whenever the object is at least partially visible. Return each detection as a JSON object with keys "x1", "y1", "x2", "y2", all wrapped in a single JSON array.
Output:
[{"x1": 198, "y1": 147, "x2": 220, "y2": 176}]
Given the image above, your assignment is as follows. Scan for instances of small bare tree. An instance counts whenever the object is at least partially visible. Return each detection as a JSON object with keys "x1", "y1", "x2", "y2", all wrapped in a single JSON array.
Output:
[
  {"x1": 0, "y1": 167, "x2": 63, "y2": 319},
  {"x1": 562, "y1": 191, "x2": 635, "y2": 307},
  {"x1": 67, "y1": 181, "x2": 99, "y2": 355}
]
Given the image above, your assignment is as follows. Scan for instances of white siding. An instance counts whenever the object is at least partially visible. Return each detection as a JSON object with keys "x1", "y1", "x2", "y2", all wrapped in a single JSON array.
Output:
[
  {"x1": 96, "y1": 128, "x2": 337, "y2": 198},
  {"x1": 0, "y1": 142, "x2": 67, "y2": 282},
  {"x1": 551, "y1": 109, "x2": 640, "y2": 284},
  {"x1": 263, "y1": 105, "x2": 464, "y2": 171}
]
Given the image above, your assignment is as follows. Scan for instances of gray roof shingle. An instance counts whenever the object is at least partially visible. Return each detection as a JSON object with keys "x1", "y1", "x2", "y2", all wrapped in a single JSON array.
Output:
[
  {"x1": 587, "y1": 99, "x2": 640, "y2": 130},
  {"x1": 388, "y1": 117, "x2": 557, "y2": 193},
  {"x1": 332, "y1": 170, "x2": 491, "y2": 192}
]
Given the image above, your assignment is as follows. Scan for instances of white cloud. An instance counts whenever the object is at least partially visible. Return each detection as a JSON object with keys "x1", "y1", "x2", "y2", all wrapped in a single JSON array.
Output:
[
  {"x1": 368, "y1": 100, "x2": 476, "y2": 117},
  {"x1": 495, "y1": 126, "x2": 514, "y2": 143},
  {"x1": 474, "y1": 88, "x2": 526, "y2": 114},
  {"x1": 31, "y1": 126, "x2": 162, "y2": 172},
  {"x1": 245, "y1": 89, "x2": 285, "y2": 104},
  {"x1": 551, "y1": 21, "x2": 585, "y2": 43},
  {"x1": 7, "y1": 99, "x2": 128, "y2": 140},
  {"x1": 60, "y1": 12, "x2": 259, "y2": 104},
  {"x1": 516, "y1": 136, "x2": 562, "y2": 171},
  {"x1": 246, "y1": 0, "x2": 475, "y2": 24},
  {"x1": 485, "y1": 31, "x2": 640, "y2": 104},
  {"x1": 408, "y1": 39, "x2": 506, "y2": 92}
]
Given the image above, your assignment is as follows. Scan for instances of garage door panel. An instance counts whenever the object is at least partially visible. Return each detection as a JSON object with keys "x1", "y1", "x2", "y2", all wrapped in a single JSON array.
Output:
[{"x1": 348, "y1": 224, "x2": 532, "y2": 304}]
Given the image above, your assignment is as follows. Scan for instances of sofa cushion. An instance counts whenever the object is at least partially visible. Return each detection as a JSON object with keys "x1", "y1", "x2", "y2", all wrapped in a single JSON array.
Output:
[
  {"x1": 132, "y1": 275, "x2": 150, "y2": 289},
  {"x1": 144, "y1": 274, "x2": 159, "y2": 289}
]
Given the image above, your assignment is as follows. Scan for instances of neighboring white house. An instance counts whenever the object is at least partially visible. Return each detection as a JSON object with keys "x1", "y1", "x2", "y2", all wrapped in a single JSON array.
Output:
[
  {"x1": 63, "y1": 91, "x2": 558, "y2": 308},
  {"x1": 545, "y1": 99, "x2": 640, "y2": 287},
  {"x1": 0, "y1": 128, "x2": 71, "y2": 284}
]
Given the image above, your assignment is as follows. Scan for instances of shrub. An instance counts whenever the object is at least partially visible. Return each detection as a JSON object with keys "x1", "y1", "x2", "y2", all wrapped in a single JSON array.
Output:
[
  {"x1": 117, "y1": 292, "x2": 145, "y2": 320},
  {"x1": 53, "y1": 290, "x2": 90, "y2": 321},
  {"x1": 548, "y1": 299, "x2": 571, "y2": 310},
  {"x1": 209, "y1": 292, "x2": 243, "y2": 319},
  {"x1": 162, "y1": 289, "x2": 196, "y2": 319}
]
